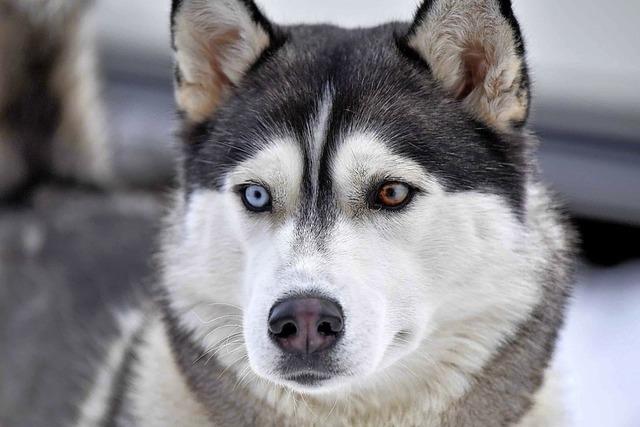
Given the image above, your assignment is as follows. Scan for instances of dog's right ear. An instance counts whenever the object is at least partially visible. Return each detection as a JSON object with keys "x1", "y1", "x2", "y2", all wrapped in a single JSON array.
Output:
[{"x1": 171, "y1": 0, "x2": 275, "y2": 124}]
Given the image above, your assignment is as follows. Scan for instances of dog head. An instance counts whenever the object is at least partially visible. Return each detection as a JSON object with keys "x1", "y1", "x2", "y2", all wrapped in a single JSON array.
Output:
[{"x1": 163, "y1": 0, "x2": 540, "y2": 397}]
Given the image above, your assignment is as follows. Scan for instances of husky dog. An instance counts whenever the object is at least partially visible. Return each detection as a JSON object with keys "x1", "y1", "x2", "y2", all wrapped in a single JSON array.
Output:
[{"x1": 72, "y1": 0, "x2": 574, "y2": 425}]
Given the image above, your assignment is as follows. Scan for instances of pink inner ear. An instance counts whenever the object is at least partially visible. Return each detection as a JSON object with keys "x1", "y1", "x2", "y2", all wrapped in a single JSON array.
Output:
[
  {"x1": 454, "y1": 45, "x2": 490, "y2": 100},
  {"x1": 205, "y1": 28, "x2": 242, "y2": 87}
]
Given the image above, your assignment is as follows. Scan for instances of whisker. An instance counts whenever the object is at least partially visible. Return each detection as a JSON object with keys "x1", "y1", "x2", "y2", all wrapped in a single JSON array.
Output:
[
  {"x1": 202, "y1": 338, "x2": 244, "y2": 365},
  {"x1": 212, "y1": 341, "x2": 245, "y2": 358},
  {"x1": 299, "y1": 392, "x2": 315, "y2": 418},
  {"x1": 193, "y1": 339, "x2": 241, "y2": 365},
  {"x1": 194, "y1": 313, "x2": 243, "y2": 325},
  {"x1": 203, "y1": 302, "x2": 244, "y2": 311},
  {"x1": 217, "y1": 354, "x2": 249, "y2": 379},
  {"x1": 324, "y1": 396, "x2": 339, "y2": 423},
  {"x1": 287, "y1": 387, "x2": 299, "y2": 417},
  {"x1": 202, "y1": 331, "x2": 243, "y2": 354},
  {"x1": 202, "y1": 324, "x2": 242, "y2": 342},
  {"x1": 234, "y1": 365, "x2": 253, "y2": 391},
  {"x1": 193, "y1": 332, "x2": 243, "y2": 365}
]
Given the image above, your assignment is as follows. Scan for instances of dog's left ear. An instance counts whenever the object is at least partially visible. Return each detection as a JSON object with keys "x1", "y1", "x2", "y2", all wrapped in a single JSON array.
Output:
[
  {"x1": 171, "y1": 0, "x2": 275, "y2": 124},
  {"x1": 405, "y1": 0, "x2": 529, "y2": 131}
]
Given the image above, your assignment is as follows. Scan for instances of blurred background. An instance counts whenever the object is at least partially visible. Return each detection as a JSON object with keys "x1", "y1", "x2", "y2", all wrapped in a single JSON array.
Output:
[{"x1": 1, "y1": 0, "x2": 639, "y2": 426}]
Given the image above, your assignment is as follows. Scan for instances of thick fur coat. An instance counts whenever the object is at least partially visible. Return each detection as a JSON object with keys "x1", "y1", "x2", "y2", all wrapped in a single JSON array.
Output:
[{"x1": 0, "y1": 1, "x2": 575, "y2": 426}]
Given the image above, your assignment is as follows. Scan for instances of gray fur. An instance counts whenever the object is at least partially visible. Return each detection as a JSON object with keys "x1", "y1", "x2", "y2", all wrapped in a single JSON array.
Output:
[{"x1": 440, "y1": 186, "x2": 576, "y2": 426}]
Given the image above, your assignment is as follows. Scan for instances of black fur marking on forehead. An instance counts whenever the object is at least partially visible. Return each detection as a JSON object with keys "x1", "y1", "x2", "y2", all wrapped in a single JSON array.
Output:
[{"x1": 182, "y1": 23, "x2": 527, "y2": 212}]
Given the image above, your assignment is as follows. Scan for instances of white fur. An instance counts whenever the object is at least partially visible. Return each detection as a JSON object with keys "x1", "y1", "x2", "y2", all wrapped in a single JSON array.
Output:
[
  {"x1": 161, "y1": 138, "x2": 304, "y2": 381},
  {"x1": 158, "y1": 129, "x2": 551, "y2": 423},
  {"x1": 308, "y1": 85, "x2": 334, "y2": 198},
  {"x1": 128, "y1": 316, "x2": 212, "y2": 427}
]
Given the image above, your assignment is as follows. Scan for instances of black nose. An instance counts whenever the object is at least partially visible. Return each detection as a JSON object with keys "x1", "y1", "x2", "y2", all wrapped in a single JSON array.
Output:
[{"x1": 268, "y1": 297, "x2": 344, "y2": 354}]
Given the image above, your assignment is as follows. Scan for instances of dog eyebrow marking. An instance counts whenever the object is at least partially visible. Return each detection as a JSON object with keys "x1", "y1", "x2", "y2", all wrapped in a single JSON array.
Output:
[
  {"x1": 291, "y1": 84, "x2": 335, "y2": 249},
  {"x1": 308, "y1": 85, "x2": 334, "y2": 203}
]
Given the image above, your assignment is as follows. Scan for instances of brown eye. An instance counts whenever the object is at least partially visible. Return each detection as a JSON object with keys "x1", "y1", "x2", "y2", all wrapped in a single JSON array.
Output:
[{"x1": 373, "y1": 182, "x2": 414, "y2": 209}]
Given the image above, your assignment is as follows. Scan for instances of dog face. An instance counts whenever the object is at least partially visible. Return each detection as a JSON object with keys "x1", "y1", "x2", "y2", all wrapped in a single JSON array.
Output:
[{"x1": 164, "y1": 0, "x2": 540, "y2": 396}]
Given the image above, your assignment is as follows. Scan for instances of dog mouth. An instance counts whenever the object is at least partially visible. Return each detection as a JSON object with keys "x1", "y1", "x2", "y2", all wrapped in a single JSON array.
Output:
[{"x1": 282, "y1": 370, "x2": 334, "y2": 386}]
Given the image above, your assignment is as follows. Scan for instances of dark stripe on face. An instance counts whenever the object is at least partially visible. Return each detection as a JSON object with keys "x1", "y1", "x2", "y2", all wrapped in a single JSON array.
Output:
[{"x1": 293, "y1": 92, "x2": 340, "y2": 248}]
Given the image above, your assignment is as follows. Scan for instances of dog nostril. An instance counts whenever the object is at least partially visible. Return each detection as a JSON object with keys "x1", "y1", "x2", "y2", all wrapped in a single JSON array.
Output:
[
  {"x1": 269, "y1": 317, "x2": 298, "y2": 336},
  {"x1": 278, "y1": 321, "x2": 298, "y2": 339},
  {"x1": 317, "y1": 317, "x2": 342, "y2": 336}
]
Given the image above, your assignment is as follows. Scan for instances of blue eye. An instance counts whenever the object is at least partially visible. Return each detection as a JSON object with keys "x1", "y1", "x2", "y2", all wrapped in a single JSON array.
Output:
[{"x1": 241, "y1": 184, "x2": 271, "y2": 212}]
